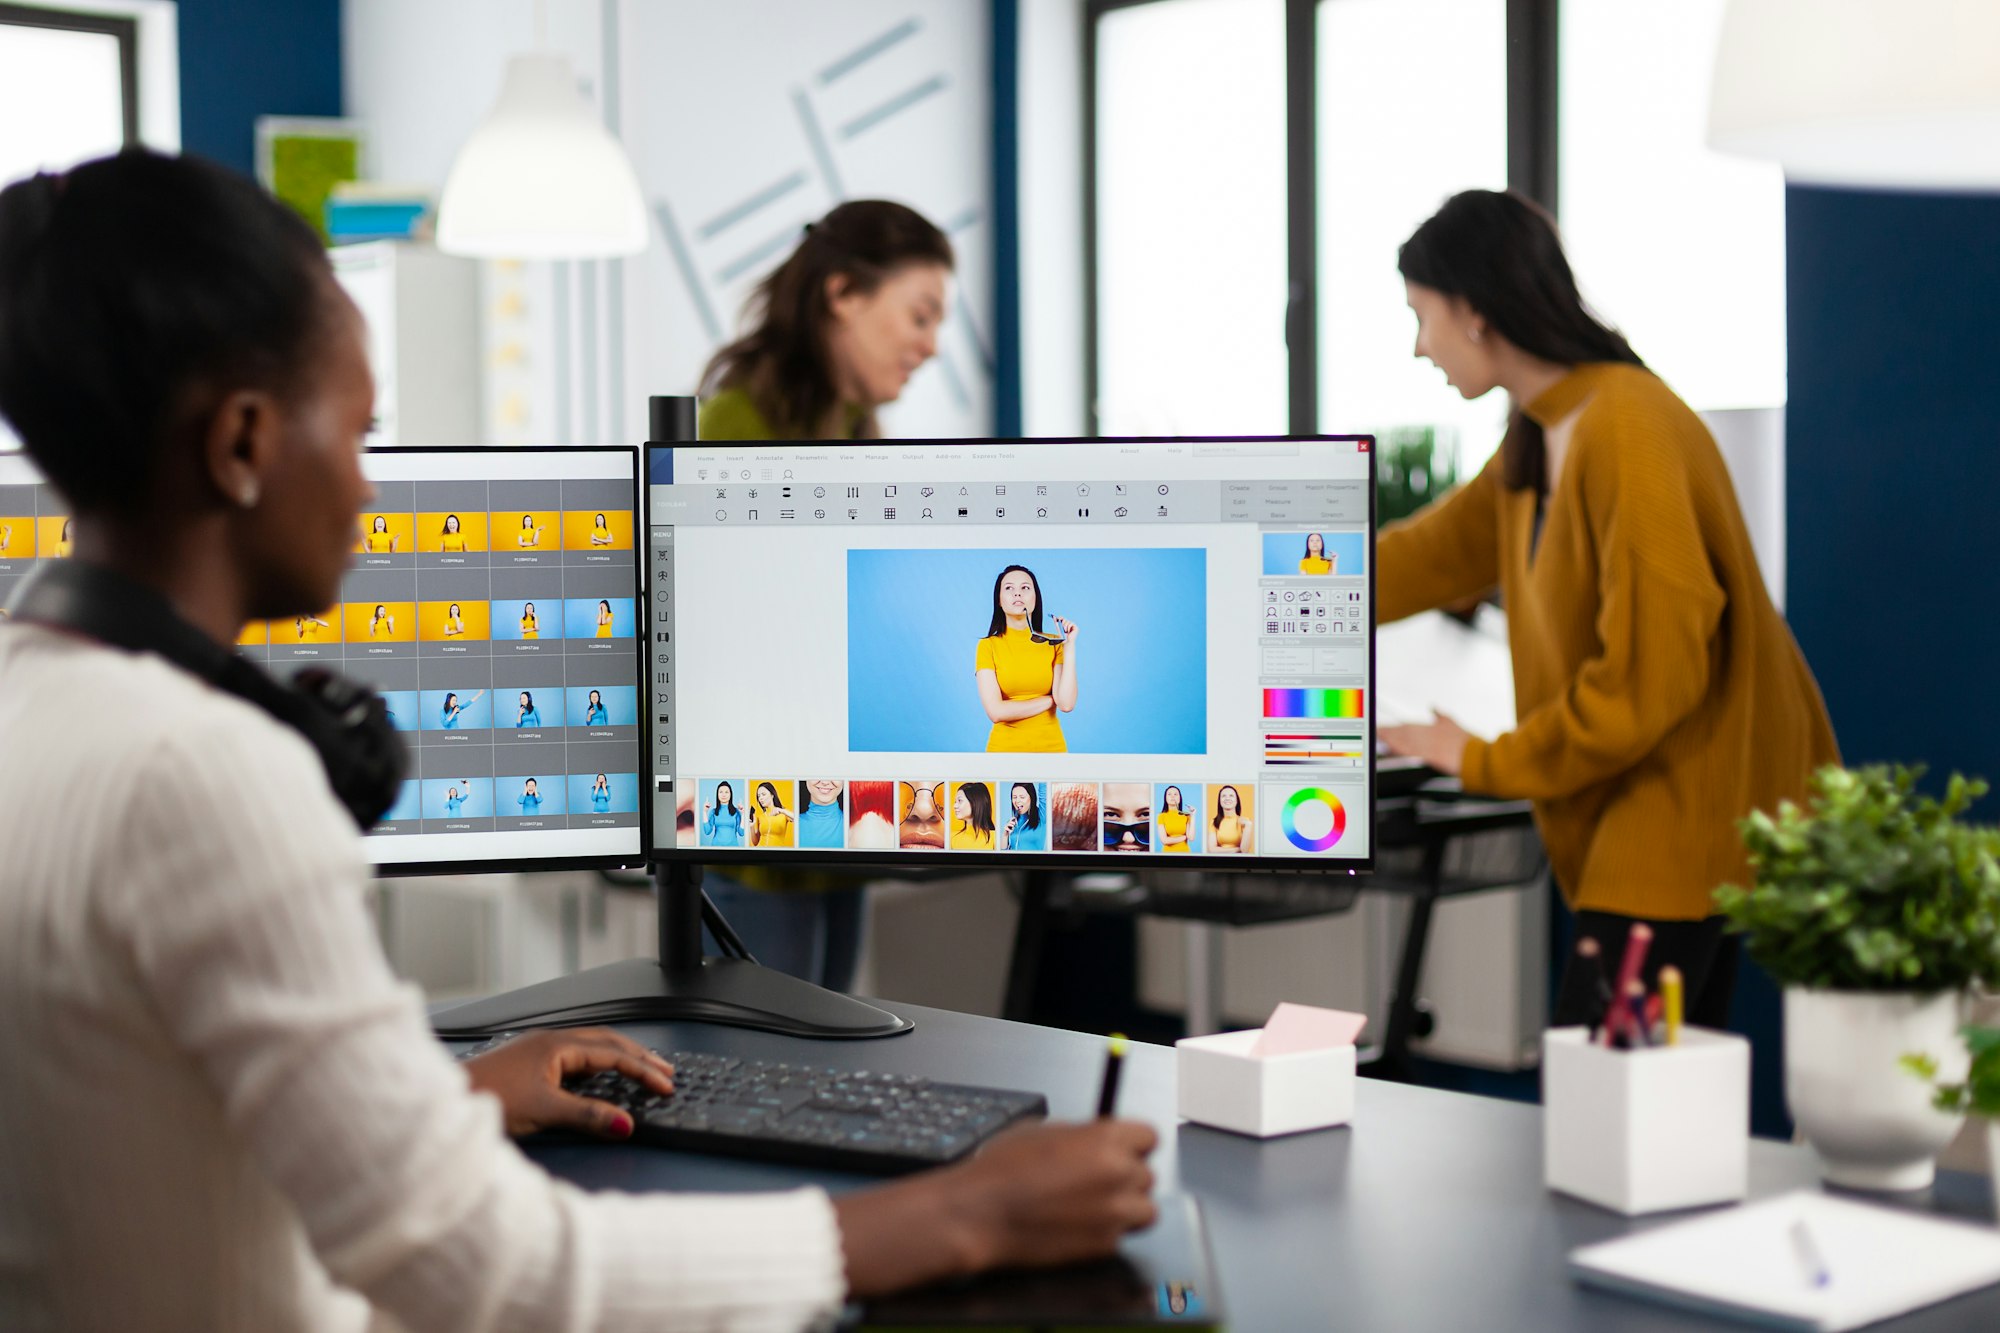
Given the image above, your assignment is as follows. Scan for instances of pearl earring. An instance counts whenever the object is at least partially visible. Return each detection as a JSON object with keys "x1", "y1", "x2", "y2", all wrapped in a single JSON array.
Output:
[
  {"x1": 238, "y1": 482, "x2": 260, "y2": 508},
  {"x1": 1468, "y1": 326, "x2": 1483, "y2": 343}
]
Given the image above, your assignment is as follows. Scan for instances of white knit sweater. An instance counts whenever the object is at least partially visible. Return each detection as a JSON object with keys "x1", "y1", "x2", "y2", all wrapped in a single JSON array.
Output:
[{"x1": 0, "y1": 624, "x2": 845, "y2": 1332}]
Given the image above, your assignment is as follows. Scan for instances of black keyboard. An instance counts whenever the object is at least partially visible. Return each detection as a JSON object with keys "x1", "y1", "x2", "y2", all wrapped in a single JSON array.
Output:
[{"x1": 478, "y1": 1040, "x2": 1047, "y2": 1174}]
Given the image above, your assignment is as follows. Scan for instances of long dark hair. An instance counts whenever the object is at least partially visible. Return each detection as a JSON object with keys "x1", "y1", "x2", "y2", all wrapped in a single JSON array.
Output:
[
  {"x1": 1302, "y1": 533, "x2": 1324, "y2": 561},
  {"x1": 1011, "y1": 782, "x2": 1041, "y2": 831},
  {"x1": 0, "y1": 153, "x2": 336, "y2": 513},
  {"x1": 699, "y1": 199, "x2": 953, "y2": 440},
  {"x1": 960, "y1": 782, "x2": 995, "y2": 835},
  {"x1": 443, "y1": 513, "x2": 460, "y2": 533},
  {"x1": 1398, "y1": 190, "x2": 1643, "y2": 494},
  {"x1": 986, "y1": 564, "x2": 1043, "y2": 638},
  {"x1": 1212, "y1": 785, "x2": 1242, "y2": 833}
]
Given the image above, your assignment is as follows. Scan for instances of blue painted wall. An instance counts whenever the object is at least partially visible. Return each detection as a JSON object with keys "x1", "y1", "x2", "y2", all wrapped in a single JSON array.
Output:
[
  {"x1": 1736, "y1": 184, "x2": 2000, "y2": 1137},
  {"x1": 175, "y1": 0, "x2": 343, "y2": 177}
]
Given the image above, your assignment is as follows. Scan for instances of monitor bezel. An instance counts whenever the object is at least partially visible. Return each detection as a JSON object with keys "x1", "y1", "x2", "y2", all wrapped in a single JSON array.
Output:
[
  {"x1": 363, "y1": 443, "x2": 652, "y2": 879},
  {"x1": 645, "y1": 434, "x2": 1376, "y2": 876}
]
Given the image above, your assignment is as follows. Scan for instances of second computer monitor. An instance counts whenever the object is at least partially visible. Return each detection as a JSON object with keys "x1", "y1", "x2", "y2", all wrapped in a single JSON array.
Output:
[{"x1": 646, "y1": 437, "x2": 1375, "y2": 870}]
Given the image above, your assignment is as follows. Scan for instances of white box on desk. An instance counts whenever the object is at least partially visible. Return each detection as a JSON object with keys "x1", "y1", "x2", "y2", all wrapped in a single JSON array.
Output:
[
  {"x1": 1543, "y1": 1026, "x2": 1749, "y2": 1216},
  {"x1": 1176, "y1": 1028, "x2": 1355, "y2": 1138}
]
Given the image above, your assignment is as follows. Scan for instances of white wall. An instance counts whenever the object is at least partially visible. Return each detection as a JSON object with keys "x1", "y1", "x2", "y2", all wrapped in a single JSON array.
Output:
[
  {"x1": 343, "y1": 0, "x2": 994, "y2": 445},
  {"x1": 1018, "y1": 0, "x2": 1087, "y2": 438}
]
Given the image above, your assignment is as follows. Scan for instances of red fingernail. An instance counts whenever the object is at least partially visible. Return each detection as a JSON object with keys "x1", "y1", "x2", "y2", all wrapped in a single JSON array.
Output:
[{"x1": 613, "y1": 1112, "x2": 633, "y2": 1137}]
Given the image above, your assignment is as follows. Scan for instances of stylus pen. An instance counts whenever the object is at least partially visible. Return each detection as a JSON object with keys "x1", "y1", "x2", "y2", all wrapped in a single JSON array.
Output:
[{"x1": 1096, "y1": 1033, "x2": 1129, "y2": 1118}]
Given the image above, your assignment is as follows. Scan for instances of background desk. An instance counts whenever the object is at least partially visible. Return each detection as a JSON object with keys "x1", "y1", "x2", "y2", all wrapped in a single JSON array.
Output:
[{"x1": 509, "y1": 1001, "x2": 2000, "y2": 1330}]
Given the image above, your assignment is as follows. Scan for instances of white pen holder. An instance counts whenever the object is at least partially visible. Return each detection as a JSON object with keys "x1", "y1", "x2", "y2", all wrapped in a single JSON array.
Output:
[
  {"x1": 1543, "y1": 1026, "x2": 1750, "y2": 1216},
  {"x1": 1176, "y1": 1029, "x2": 1355, "y2": 1138}
]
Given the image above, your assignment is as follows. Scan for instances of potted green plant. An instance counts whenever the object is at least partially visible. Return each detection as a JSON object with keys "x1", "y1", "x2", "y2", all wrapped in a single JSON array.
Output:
[
  {"x1": 1715, "y1": 765, "x2": 2000, "y2": 1190},
  {"x1": 1904, "y1": 1026, "x2": 2000, "y2": 1221}
]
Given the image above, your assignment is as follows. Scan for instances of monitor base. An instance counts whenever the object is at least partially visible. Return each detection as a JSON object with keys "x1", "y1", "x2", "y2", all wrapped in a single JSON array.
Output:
[{"x1": 430, "y1": 955, "x2": 915, "y2": 1040}]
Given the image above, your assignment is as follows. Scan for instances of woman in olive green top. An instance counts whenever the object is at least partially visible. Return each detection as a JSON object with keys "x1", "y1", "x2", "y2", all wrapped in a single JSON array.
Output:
[
  {"x1": 696, "y1": 200, "x2": 954, "y2": 990},
  {"x1": 698, "y1": 199, "x2": 953, "y2": 443}
]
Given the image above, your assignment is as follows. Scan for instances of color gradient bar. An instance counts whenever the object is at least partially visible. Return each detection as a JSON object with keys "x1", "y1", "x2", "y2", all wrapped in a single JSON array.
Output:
[{"x1": 1262, "y1": 688, "x2": 1365, "y2": 719}]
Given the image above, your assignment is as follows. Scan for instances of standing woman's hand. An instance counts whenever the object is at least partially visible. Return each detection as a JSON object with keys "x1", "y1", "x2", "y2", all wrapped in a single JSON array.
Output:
[{"x1": 1378, "y1": 711, "x2": 1474, "y2": 776}]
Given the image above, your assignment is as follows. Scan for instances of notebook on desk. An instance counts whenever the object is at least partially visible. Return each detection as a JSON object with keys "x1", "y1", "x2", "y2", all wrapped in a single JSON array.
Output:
[
  {"x1": 1568, "y1": 1191, "x2": 2000, "y2": 1331},
  {"x1": 852, "y1": 1194, "x2": 1222, "y2": 1329}
]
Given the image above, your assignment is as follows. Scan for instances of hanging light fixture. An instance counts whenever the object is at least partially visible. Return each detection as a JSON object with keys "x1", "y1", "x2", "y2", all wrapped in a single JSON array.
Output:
[
  {"x1": 436, "y1": 5, "x2": 647, "y2": 258},
  {"x1": 1708, "y1": 0, "x2": 2000, "y2": 191}
]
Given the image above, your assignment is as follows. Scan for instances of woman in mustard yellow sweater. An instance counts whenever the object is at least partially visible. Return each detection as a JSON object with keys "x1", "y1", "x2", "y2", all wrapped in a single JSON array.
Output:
[{"x1": 1378, "y1": 190, "x2": 1837, "y2": 1027}]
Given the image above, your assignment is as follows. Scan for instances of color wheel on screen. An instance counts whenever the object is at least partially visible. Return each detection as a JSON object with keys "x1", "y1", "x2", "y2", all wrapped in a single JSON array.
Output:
[{"x1": 1281, "y1": 787, "x2": 1348, "y2": 852}]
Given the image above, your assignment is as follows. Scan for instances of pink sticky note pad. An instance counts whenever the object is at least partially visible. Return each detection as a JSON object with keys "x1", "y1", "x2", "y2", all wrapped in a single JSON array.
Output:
[{"x1": 1251, "y1": 1002, "x2": 1367, "y2": 1056}]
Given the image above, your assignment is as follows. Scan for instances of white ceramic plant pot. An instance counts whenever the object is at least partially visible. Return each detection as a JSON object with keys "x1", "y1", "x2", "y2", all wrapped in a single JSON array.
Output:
[{"x1": 1785, "y1": 987, "x2": 1968, "y2": 1191}]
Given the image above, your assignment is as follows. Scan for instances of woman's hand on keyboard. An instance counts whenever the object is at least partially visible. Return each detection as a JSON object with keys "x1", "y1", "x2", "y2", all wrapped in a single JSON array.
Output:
[
  {"x1": 835, "y1": 1118, "x2": 1158, "y2": 1297},
  {"x1": 461, "y1": 1028, "x2": 676, "y2": 1138}
]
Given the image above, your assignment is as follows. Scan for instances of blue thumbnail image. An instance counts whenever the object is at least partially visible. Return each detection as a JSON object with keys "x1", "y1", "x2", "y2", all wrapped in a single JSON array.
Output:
[
  {"x1": 998, "y1": 780, "x2": 1049, "y2": 851},
  {"x1": 570, "y1": 771, "x2": 640, "y2": 816},
  {"x1": 422, "y1": 776, "x2": 491, "y2": 819},
  {"x1": 491, "y1": 598, "x2": 565, "y2": 641},
  {"x1": 381, "y1": 780, "x2": 421, "y2": 823},
  {"x1": 567, "y1": 684, "x2": 638, "y2": 727},
  {"x1": 1154, "y1": 781, "x2": 1205, "y2": 854},
  {"x1": 503, "y1": 686, "x2": 562, "y2": 729},
  {"x1": 421, "y1": 687, "x2": 493, "y2": 731},
  {"x1": 696, "y1": 777, "x2": 746, "y2": 847},
  {"x1": 379, "y1": 690, "x2": 419, "y2": 733},
  {"x1": 501, "y1": 774, "x2": 567, "y2": 816},
  {"x1": 1260, "y1": 529, "x2": 1366, "y2": 577},
  {"x1": 564, "y1": 596, "x2": 635, "y2": 639}
]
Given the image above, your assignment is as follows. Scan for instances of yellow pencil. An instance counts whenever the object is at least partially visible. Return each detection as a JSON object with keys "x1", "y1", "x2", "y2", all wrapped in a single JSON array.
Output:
[{"x1": 1660, "y1": 966, "x2": 1684, "y2": 1045}]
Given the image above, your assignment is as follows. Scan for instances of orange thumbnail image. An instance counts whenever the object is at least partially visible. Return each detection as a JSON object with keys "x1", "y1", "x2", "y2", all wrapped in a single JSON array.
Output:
[
  {"x1": 562, "y1": 508, "x2": 633, "y2": 551},
  {"x1": 417, "y1": 510, "x2": 489, "y2": 554},
  {"x1": 237, "y1": 621, "x2": 269, "y2": 647},
  {"x1": 897, "y1": 779, "x2": 947, "y2": 850},
  {"x1": 344, "y1": 601, "x2": 416, "y2": 643},
  {"x1": 1208, "y1": 782, "x2": 1256, "y2": 855},
  {"x1": 36, "y1": 515, "x2": 73, "y2": 558},
  {"x1": 499, "y1": 510, "x2": 558, "y2": 551},
  {"x1": 0, "y1": 516, "x2": 34, "y2": 559},
  {"x1": 356, "y1": 511, "x2": 413, "y2": 555},
  {"x1": 276, "y1": 606, "x2": 342, "y2": 645},
  {"x1": 948, "y1": 781, "x2": 998, "y2": 851},
  {"x1": 418, "y1": 599, "x2": 492, "y2": 642}
]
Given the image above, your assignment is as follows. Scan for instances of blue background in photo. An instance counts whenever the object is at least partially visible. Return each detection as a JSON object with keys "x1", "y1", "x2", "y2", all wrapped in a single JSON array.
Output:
[
  {"x1": 847, "y1": 547, "x2": 1208, "y2": 753},
  {"x1": 382, "y1": 781, "x2": 421, "y2": 823},
  {"x1": 503, "y1": 775, "x2": 568, "y2": 816},
  {"x1": 504, "y1": 687, "x2": 563, "y2": 729},
  {"x1": 999, "y1": 781, "x2": 1048, "y2": 851},
  {"x1": 422, "y1": 777, "x2": 491, "y2": 819},
  {"x1": 421, "y1": 688, "x2": 492, "y2": 731},
  {"x1": 564, "y1": 597, "x2": 636, "y2": 639},
  {"x1": 566, "y1": 684, "x2": 638, "y2": 727},
  {"x1": 491, "y1": 598, "x2": 564, "y2": 641},
  {"x1": 1154, "y1": 782, "x2": 1205, "y2": 853},
  {"x1": 569, "y1": 771, "x2": 640, "y2": 815},
  {"x1": 1261, "y1": 530, "x2": 1365, "y2": 576},
  {"x1": 379, "y1": 691, "x2": 418, "y2": 733}
]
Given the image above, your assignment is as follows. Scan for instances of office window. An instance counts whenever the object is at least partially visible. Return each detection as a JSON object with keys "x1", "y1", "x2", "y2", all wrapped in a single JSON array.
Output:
[
  {"x1": 1316, "y1": 0, "x2": 1509, "y2": 473},
  {"x1": 0, "y1": 5, "x2": 135, "y2": 188},
  {"x1": 1559, "y1": 0, "x2": 1786, "y2": 411},
  {"x1": 1094, "y1": 0, "x2": 1288, "y2": 436}
]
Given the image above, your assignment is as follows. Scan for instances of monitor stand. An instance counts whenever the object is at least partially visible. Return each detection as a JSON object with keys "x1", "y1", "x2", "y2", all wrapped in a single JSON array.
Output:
[{"x1": 430, "y1": 863, "x2": 914, "y2": 1040}]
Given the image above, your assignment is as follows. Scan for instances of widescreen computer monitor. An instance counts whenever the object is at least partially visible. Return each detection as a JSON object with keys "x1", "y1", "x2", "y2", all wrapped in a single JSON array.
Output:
[
  {"x1": 0, "y1": 445, "x2": 649, "y2": 875},
  {"x1": 645, "y1": 436, "x2": 1375, "y2": 872}
]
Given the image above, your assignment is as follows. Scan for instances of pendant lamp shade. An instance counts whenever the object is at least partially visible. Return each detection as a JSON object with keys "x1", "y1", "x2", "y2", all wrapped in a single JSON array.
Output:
[
  {"x1": 436, "y1": 53, "x2": 648, "y2": 258},
  {"x1": 1708, "y1": 0, "x2": 2000, "y2": 191}
]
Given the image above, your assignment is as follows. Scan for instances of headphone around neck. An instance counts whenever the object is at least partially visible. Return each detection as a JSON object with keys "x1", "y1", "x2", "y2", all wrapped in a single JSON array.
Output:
[{"x1": 5, "y1": 562, "x2": 407, "y2": 830}]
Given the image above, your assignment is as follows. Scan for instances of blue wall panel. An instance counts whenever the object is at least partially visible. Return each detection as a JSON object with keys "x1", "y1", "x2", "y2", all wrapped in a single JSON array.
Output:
[{"x1": 175, "y1": 0, "x2": 343, "y2": 177}]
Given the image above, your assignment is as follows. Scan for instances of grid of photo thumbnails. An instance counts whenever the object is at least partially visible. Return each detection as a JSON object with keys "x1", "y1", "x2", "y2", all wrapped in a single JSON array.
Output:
[
  {"x1": 674, "y1": 779, "x2": 1357, "y2": 857},
  {"x1": 232, "y1": 481, "x2": 644, "y2": 837}
]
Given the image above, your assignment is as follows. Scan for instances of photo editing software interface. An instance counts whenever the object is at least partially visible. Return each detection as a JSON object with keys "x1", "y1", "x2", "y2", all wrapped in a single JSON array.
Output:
[
  {"x1": 0, "y1": 448, "x2": 646, "y2": 869},
  {"x1": 645, "y1": 438, "x2": 1374, "y2": 865}
]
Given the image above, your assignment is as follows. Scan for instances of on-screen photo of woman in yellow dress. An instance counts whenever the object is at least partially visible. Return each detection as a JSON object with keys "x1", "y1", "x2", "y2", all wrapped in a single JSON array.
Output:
[
  {"x1": 439, "y1": 514, "x2": 468, "y2": 553},
  {"x1": 1299, "y1": 532, "x2": 1334, "y2": 575},
  {"x1": 516, "y1": 514, "x2": 544, "y2": 548},
  {"x1": 595, "y1": 599, "x2": 613, "y2": 638},
  {"x1": 974, "y1": 564, "x2": 1078, "y2": 753},
  {"x1": 519, "y1": 602, "x2": 539, "y2": 639},
  {"x1": 363, "y1": 514, "x2": 398, "y2": 553},
  {"x1": 750, "y1": 781, "x2": 796, "y2": 848},
  {"x1": 1211, "y1": 785, "x2": 1253, "y2": 854},
  {"x1": 589, "y1": 512, "x2": 613, "y2": 546},
  {"x1": 57, "y1": 517, "x2": 72, "y2": 558},
  {"x1": 950, "y1": 783, "x2": 996, "y2": 851},
  {"x1": 1157, "y1": 785, "x2": 1193, "y2": 853},
  {"x1": 444, "y1": 602, "x2": 466, "y2": 637},
  {"x1": 368, "y1": 604, "x2": 395, "y2": 637}
]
